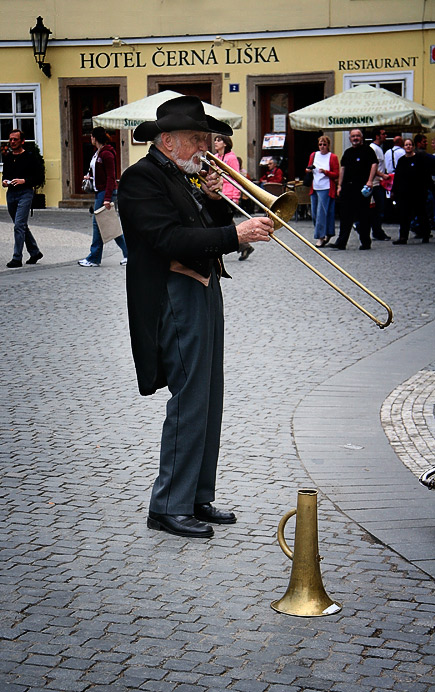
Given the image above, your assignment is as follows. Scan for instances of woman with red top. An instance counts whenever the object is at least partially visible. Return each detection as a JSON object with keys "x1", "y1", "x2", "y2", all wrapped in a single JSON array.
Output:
[
  {"x1": 78, "y1": 127, "x2": 128, "y2": 267},
  {"x1": 214, "y1": 135, "x2": 254, "y2": 261},
  {"x1": 305, "y1": 135, "x2": 339, "y2": 247}
]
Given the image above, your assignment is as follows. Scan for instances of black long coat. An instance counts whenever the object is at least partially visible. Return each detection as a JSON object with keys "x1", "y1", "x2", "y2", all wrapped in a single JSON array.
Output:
[{"x1": 118, "y1": 146, "x2": 239, "y2": 396}]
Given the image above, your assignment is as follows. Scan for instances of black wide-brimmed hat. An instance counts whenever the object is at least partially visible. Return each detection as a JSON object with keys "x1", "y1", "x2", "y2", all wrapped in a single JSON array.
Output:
[{"x1": 133, "y1": 95, "x2": 233, "y2": 142}]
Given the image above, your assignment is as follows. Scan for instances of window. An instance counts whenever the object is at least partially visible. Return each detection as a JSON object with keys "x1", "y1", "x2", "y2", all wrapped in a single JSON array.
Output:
[
  {"x1": 0, "y1": 84, "x2": 42, "y2": 167},
  {"x1": 343, "y1": 71, "x2": 413, "y2": 99},
  {"x1": 341, "y1": 71, "x2": 414, "y2": 148}
]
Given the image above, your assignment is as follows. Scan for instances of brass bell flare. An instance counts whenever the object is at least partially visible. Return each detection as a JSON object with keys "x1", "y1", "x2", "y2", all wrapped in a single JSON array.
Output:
[{"x1": 271, "y1": 489, "x2": 342, "y2": 617}]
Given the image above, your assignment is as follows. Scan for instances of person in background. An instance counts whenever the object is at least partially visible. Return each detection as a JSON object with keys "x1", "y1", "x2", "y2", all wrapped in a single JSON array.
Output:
[
  {"x1": 213, "y1": 135, "x2": 240, "y2": 204},
  {"x1": 368, "y1": 128, "x2": 391, "y2": 241},
  {"x1": 305, "y1": 135, "x2": 339, "y2": 247},
  {"x1": 391, "y1": 138, "x2": 431, "y2": 245},
  {"x1": 329, "y1": 129, "x2": 377, "y2": 251},
  {"x1": 259, "y1": 157, "x2": 283, "y2": 186},
  {"x1": 383, "y1": 136, "x2": 405, "y2": 223},
  {"x1": 412, "y1": 133, "x2": 435, "y2": 234},
  {"x1": 214, "y1": 135, "x2": 254, "y2": 261},
  {"x1": 2, "y1": 129, "x2": 43, "y2": 268},
  {"x1": 414, "y1": 133, "x2": 428, "y2": 154},
  {"x1": 78, "y1": 126, "x2": 128, "y2": 267},
  {"x1": 384, "y1": 135, "x2": 405, "y2": 174}
]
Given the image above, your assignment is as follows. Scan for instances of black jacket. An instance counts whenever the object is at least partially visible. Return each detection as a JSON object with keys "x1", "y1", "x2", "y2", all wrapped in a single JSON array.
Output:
[
  {"x1": 118, "y1": 145, "x2": 239, "y2": 396},
  {"x1": 2, "y1": 150, "x2": 41, "y2": 191},
  {"x1": 392, "y1": 153, "x2": 432, "y2": 201}
]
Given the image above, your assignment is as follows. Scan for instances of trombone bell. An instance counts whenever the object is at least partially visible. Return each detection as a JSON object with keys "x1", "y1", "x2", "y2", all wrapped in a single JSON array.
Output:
[
  {"x1": 203, "y1": 150, "x2": 298, "y2": 230},
  {"x1": 269, "y1": 193, "x2": 299, "y2": 231},
  {"x1": 271, "y1": 489, "x2": 342, "y2": 617},
  {"x1": 241, "y1": 186, "x2": 299, "y2": 231}
]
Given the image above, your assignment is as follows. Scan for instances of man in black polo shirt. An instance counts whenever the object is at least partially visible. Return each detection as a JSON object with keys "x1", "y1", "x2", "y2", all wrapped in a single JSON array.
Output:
[
  {"x1": 329, "y1": 129, "x2": 378, "y2": 250},
  {"x1": 2, "y1": 129, "x2": 43, "y2": 268}
]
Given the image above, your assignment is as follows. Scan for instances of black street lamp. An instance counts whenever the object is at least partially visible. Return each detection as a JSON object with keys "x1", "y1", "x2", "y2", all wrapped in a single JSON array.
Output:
[{"x1": 30, "y1": 16, "x2": 52, "y2": 78}]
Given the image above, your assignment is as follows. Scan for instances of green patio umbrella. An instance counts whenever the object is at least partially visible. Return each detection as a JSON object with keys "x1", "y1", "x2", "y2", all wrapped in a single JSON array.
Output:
[{"x1": 289, "y1": 84, "x2": 435, "y2": 131}]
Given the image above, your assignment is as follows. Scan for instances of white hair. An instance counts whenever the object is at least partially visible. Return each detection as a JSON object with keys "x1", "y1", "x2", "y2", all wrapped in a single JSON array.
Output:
[{"x1": 153, "y1": 133, "x2": 163, "y2": 147}]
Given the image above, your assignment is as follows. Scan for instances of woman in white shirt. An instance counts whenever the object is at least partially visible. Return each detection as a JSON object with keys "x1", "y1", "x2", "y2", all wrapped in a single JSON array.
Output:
[{"x1": 305, "y1": 136, "x2": 340, "y2": 247}]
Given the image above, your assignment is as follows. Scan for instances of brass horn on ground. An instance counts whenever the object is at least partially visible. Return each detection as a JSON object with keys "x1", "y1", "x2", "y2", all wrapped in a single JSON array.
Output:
[
  {"x1": 271, "y1": 489, "x2": 342, "y2": 617},
  {"x1": 201, "y1": 151, "x2": 393, "y2": 330}
]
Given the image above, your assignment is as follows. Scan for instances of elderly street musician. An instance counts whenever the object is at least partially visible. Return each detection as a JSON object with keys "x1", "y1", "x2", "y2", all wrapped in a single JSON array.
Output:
[{"x1": 118, "y1": 96, "x2": 273, "y2": 538}]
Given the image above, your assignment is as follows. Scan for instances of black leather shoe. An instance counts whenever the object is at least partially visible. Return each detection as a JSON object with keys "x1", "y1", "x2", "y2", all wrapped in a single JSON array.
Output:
[
  {"x1": 194, "y1": 503, "x2": 237, "y2": 524},
  {"x1": 147, "y1": 512, "x2": 214, "y2": 538},
  {"x1": 6, "y1": 259, "x2": 22, "y2": 268},
  {"x1": 392, "y1": 238, "x2": 407, "y2": 245},
  {"x1": 372, "y1": 234, "x2": 391, "y2": 241},
  {"x1": 26, "y1": 252, "x2": 43, "y2": 265},
  {"x1": 359, "y1": 244, "x2": 371, "y2": 250},
  {"x1": 328, "y1": 243, "x2": 345, "y2": 250}
]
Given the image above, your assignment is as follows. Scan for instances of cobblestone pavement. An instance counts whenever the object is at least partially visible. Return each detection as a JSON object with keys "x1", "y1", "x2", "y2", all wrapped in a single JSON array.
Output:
[
  {"x1": 381, "y1": 366, "x2": 435, "y2": 478},
  {"x1": 0, "y1": 208, "x2": 434, "y2": 691}
]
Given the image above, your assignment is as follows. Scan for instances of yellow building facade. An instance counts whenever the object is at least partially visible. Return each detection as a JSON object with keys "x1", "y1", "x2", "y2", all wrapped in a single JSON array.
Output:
[{"x1": 0, "y1": 0, "x2": 434, "y2": 207}]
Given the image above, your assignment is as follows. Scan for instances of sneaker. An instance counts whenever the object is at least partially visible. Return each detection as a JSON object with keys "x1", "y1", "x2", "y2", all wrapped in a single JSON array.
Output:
[
  {"x1": 78, "y1": 259, "x2": 100, "y2": 267},
  {"x1": 120, "y1": 257, "x2": 127, "y2": 265}
]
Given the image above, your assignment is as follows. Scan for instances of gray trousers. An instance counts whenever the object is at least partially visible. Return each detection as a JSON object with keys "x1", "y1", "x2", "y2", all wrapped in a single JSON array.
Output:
[{"x1": 149, "y1": 269, "x2": 224, "y2": 515}]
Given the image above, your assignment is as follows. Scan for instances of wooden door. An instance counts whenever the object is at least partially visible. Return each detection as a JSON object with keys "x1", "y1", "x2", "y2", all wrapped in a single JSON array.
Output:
[{"x1": 71, "y1": 87, "x2": 120, "y2": 194}]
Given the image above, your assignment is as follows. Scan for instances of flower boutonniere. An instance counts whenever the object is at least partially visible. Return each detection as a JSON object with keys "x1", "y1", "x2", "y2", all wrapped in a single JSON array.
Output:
[{"x1": 189, "y1": 176, "x2": 201, "y2": 189}]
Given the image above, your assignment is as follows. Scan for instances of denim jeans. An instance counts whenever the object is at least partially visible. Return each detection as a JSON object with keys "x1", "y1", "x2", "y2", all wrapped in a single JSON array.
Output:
[
  {"x1": 7, "y1": 187, "x2": 40, "y2": 261},
  {"x1": 86, "y1": 190, "x2": 128, "y2": 265},
  {"x1": 311, "y1": 189, "x2": 335, "y2": 239}
]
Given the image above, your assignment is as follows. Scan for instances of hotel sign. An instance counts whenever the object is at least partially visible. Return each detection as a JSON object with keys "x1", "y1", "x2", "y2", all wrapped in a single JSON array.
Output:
[{"x1": 80, "y1": 44, "x2": 279, "y2": 69}]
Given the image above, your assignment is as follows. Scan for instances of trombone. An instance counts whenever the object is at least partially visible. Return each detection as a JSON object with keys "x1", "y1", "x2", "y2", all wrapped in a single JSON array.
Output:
[{"x1": 201, "y1": 151, "x2": 393, "y2": 330}]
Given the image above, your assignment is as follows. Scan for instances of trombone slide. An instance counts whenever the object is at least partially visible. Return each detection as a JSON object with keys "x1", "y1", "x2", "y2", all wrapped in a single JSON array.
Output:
[{"x1": 201, "y1": 151, "x2": 393, "y2": 330}]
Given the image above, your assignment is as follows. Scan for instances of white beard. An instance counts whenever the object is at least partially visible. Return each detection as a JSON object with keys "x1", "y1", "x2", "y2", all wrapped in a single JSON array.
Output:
[{"x1": 172, "y1": 151, "x2": 202, "y2": 175}]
